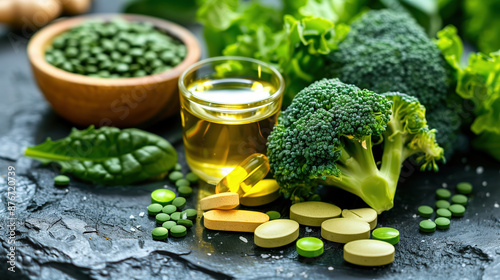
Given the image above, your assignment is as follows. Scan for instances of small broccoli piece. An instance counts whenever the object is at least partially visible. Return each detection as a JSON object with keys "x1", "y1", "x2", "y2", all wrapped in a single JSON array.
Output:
[
  {"x1": 327, "y1": 9, "x2": 462, "y2": 156},
  {"x1": 267, "y1": 78, "x2": 444, "y2": 213}
]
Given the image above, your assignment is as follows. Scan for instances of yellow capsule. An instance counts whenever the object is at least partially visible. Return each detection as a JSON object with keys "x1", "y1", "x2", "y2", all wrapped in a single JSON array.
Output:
[
  {"x1": 215, "y1": 153, "x2": 270, "y2": 195},
  {"x1": 240, "y1": 179, "x2": 280, "y2": 207}
]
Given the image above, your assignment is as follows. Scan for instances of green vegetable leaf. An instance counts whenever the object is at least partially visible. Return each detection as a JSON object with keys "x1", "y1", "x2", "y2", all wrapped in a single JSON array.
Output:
[
  {"x1": 25, "y1": 126, "x2": 178, "y2": 185},
  {"x1": 435, "y1": 25, "x2": 463, "y2": 73}
]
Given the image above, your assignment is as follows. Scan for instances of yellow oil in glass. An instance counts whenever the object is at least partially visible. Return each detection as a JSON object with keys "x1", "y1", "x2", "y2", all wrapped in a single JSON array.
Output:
[{"x1": 180, "y1": 78, "x2": 280, "y2": 184}]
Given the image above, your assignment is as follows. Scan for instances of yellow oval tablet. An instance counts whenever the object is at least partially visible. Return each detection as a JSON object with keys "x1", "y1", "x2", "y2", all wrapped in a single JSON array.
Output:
[
  {"x1": 344, "y1": 239, "x2": 395, "y2": 266},
  {"x1": 342, "y1": 208, "x2": 378, "y2": 230},
  {"x1": 240, "y1": 179, "x2": 280, "y2": 207},
  {"x1": 321, "y1": 218, "x2": 370, "y2": 243},
  {"x1": 254, "y1": 219, "x2": 299, "y2": 248},
  {"x1": 199, "y1": 192, "x2": 239, "y2": 211},
  {"x1": 290, "y1": 201, "x2": 342, "y2": 227},
  {"x1": 203, "y1": 210, "x2": 269, "y2": 232}
]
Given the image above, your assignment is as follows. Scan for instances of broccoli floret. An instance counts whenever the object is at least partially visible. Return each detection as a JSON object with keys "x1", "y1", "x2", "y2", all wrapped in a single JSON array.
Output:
[
  {"x1": 327, "y1": 10, "x2": 462, "y2": 156},
  {"x1": 267, "y1": 78, "x2": 444, "y2": 213}
]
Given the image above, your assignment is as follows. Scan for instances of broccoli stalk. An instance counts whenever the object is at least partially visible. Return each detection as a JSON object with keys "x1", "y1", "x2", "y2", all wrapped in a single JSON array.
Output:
[{"x1": 267, "y1": 79, "x2": 444, "y2": 213}]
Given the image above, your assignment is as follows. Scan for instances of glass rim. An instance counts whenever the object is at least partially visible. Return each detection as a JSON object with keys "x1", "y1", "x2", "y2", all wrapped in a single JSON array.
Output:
[{"x1": 178, "y1": 56, "x2": 285, "y2": 108}]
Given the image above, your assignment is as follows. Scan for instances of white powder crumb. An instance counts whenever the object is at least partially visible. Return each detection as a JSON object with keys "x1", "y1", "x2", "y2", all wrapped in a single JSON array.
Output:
[
  {"x1": 129, "y1": 215, "x2": 135, "y2": 219},
  {"x1": 208, "y1": 236, "x2": 212, "y2": 240},
  {"x1": 276, "y1": 267, "x2": 284, "y2": 275},
  {"x1": 239, "y1": 236, "x2": 248, "y2": 243},
  {"x1": 83, "y1": 196, "x2": 87, "y2": 201},
  {"x1": 494, "y1": 203, "x2": 499, "y2": 208},
  {"x1": 482, "y1": 181, "x2": 488, "y2": 187},
  {"x1": 139, "y1": 212, "x2": 145, "y2": 217},
  {"x1": 279, "y1": 251, "x2": 284, "y2": 254},
  {"x1": 130, "y1": 227, "x2": 136, "y2": 232},
  {"x1": 207, "y1": 253, "x2": 212, "y2": 256},
  {"x1": 462, "y1": 263, "x2": 466, "y2": 267},
  {"x1": 421, "y1": 240, "x2": 425, "y2": 243},
  {"x1": 404, "y1": 205, "x2": 408, "y2": 210},
  {"x1": 261, "y1": 254, "x2": 271, "y2": 259},
  {"x1": 305, "y1": 227, "x2": 312, "y2": 233},
  {"x1": 65, "y1": 189, "x2": 69, "y2": 192},
  {"x1": 328, "y1": 267, "x2": 334, "y2": 271},
  {"x1": 476, "y1": 166, "x2": 484, "y2": 174},
  {"x1": 286, "y1": 273, "x2": 294, "y2": 277},
  {"x1": 486, "y1": 192, "x2": 490, "y2": 197},
  {"x1": 442, "y1": 182, "x2": 448, "y2": 188},
  {"x1": 412, "y1": 214, "x2": 417, "y2": 218},
  {"x1": 136, "y1": 225, "x2": 141, "y2": 229}
]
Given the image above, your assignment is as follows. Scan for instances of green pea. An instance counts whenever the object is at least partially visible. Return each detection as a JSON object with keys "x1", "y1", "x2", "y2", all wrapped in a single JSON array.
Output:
[
  {"x1": 54, "y1": 175, "x2": 70, "y2": 186},
  {"x1": 86, "y1": 65, "x2": 98, "y2": 73},
  {"x1": 134, "y1": 70, "x2": 147, "y2": 77},
  {"x1": 130, "y1": 48, "x2": 143, "y2": 57},
  {"x1": 419, "y1": 220, "x2": 436, "y2": 233},
  {"x1": 115, "y1": 63, "x2": 129, "y2": 73},
  {"x1": 65, "y1": 47, "x2": 78, "y2": 58}
]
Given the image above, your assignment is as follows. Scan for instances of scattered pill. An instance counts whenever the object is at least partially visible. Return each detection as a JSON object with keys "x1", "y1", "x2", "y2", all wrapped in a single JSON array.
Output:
[
  {"x1": 162, "y1": 205, "x2": 177, "y2": 214},
  {"x1": 449, "y1": 204, "x2": 465, "y2": 217},
  {"x1": 254, "y1": 219, "x2": 300, "y2": 248},
  {"x1": 175, "y1": 179, "x2": 190, "y2": 188},
  {"x1": 296, "y1": 237, "x2": 324, "y2": 258},
  {"x1": 152, "y1": 227, "x2": 168, "y2": 240},
  {"x1": 342, "y1": 208, "x2": 378, "y2": 230},
  {"x1": 456, "y1": 182, "x2": 473, "y2": 194},
  {"x1": 177, "y1": 219, "x2": 193, "y2": 228},
  {"x1": 162, "y1": 221, "x2": 177, "y2": 230},
  {"x1": 170, "y1": 212, "x2": 181, "y2": 221},
  {"x1": 344, "y1": 239, "x2": 395, "y2": 266},
  {"x1": 186, "y1": 172, "x2": 199, "y2": 183},
  {"x1": 417, "y1": 205, "x2": 434, "y2": 218},
  {"x1": 240, "y1": 179, "x2": 280, "y2": 207},
  {"x1": 321, "y1": 218, "x2": 370, "y2": 243},
  {"x1": 148, "y1": 203, "x2": 163, "y2": 216},
  {"x1": 435, "y1": 217, "x2": 450, "y2": 230},
  {"x1": 371, "y1": 227, "x2": 400, "y2": 245},
  {"x1": 199, "y1": 192, "x2": 239, "y2": 211},
  {"x1": 203, "y1": 210, "x2": 269, "y2": 232},
  {"x1": 174, "y1": 163, "x2": 182, "y2": 171},
  {"x1": 172, "y1": 197, "x2": 187, "y2": 210},
  {"x1": 266, "y1": 211, "x2": 281, "y2": 220},
  {"x1": 151, "y1": 189, "x2": 176, "y2": 206},
  {"x1": 451, "y1": 194, "x2": 468, "y2": 206},
  {"x1": 435, "y1": 200, "x2": 450, "y2": 209},
  {"x1": 436, "y1": 188, "x2": 451, "y2": 200},
  {"x1": 216, "y1": 153, "x2": 270, "y2": 195},
  {"x1": 290, "y1": 201, "x2": 342, "y2": 227},
  {"x1": 170, "y1": 225, "x2": 187, "y2": 237},
  {"x1": 182, "y1": 209, "x2": 197, "y2": 221},
  {"x1": 168, "y1": 171, "x2": 184, "y2": 181},
  {"x1": 54, "y1": 175, "x2": 70, "y2": 186},
  {"x1": 156, "y1": 213, "x2": 170, "y2": 224},
  {"x1": 178, "y1": 186, "x2": 193, "y2": 197},
  {"x1": 419, "y1": 220, "x2": 436, "y2": 233},
  {"x1": 436, "y1": 208, "x2": 452, "y2": 219}
]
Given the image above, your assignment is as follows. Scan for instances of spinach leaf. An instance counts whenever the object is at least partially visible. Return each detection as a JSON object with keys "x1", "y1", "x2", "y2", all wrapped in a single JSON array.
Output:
[{"x1": 25, "y1": 126, "x2": 177, "y2": 185}]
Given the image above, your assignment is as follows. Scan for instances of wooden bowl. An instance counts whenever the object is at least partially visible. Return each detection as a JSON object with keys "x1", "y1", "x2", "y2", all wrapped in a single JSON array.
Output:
[{"x1": 27, "y1": 14, "x2": 200, "y2": 127}]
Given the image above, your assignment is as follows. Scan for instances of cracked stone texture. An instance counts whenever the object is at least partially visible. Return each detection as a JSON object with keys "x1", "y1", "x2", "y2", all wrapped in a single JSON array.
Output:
[{"x1": 0, "y1": 1, "x2": 500, "y2": 280}]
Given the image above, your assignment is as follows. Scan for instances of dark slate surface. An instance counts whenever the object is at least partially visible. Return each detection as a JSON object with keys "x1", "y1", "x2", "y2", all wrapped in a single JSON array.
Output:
[{"x1": 1, "y1": 1, "x2": 500, "y2": 280}]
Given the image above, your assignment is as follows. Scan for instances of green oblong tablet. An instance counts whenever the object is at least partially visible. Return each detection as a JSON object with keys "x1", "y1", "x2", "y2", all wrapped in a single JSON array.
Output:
[
  {"x1": 175, "y1": 179, "x2": 190, "y2": 188},
  {"x1": 436, "y1": 188, "x2": 451, "y2": 200},
  {"x1": 170, "y1": 225, "x2": 187, "y2": 237},
  {"x1": 449, "y1": 204, "x2": 465, "y2": 217},
  {"x1": 152, "y1": 227, "x2": 168, "y2": 240},
  {"x1": 435, "y1": 217, "x2": 450, "y2": 230},
  {"x1": 54, "y1": 175, "x2": 70, "y2": 186},
  {"x1": 419, "y1": 220, "x2": 436, "y2": 233},
  {"x1": 418, "y1": 205, "x2": 434, "y2": 218},
  {"x1": 156, "y1": 213, "x2": 170, "y2": 224},
  {"x1": 451, "y1": 194, "x2": 468, "y2": 206},
  {"x1": 170, "y1": 212, "x2": 181, "y2": 221},
  {"x1": 371, "y1": 227, "x2": 400, "y2": 245},
  {"x1": 148, "y1": 203, "x2": 163, "y2": 216},
  {"x1": 172, "y1": 197, "x2": 187, "y2": 210},
  {"x1": 162, "y1": 205, "x2": 177, "y2": 215},
  {"x1": 436, "y1": 208, "x2": 452, "y2": 219},
  {"x1": 435, "y1": 200, "x2": 450, "y2": 209},
  {"x1": 456, "y1": 182, "x2": 472, "y2": 195},
  {"x1": 162, "y1": 221, "x2": 177, "y2": 230},
  {"x1": 151, "y1": 189, "x2": 176, "y2": 206},
  {"x1": 266, "y1": 211, "x2": 281, "y2": 220},
  {"x1": 296, "y1": 237, "x2": 324, "y2": 257},
  {"x1": 182, "y1": 209, "x2": 197, "y2": 221},
  {"x1": 177, "y1": 219, "x2": 193, "y2": 228}
]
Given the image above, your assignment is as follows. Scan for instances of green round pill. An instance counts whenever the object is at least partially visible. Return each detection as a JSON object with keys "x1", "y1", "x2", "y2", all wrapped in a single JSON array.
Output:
[
  {"x1": 54, "y1": 175, "x2": 70, "y2": 186},
  {"x1": 177, "y1": 219, "x2": 193, "y2": 228},
  {"x1": 152, "y1": 227, "x2": 168, "y2": 240},
  {"x1": 176, "y1": 179, "x2": 191, "y2": 188},
  {"x1": 185, "y1": 172, "x2": 199, "y2": 183},
  {"x1": 171, "y1": 212, "x2": 181, "y2": 221},
  {"x1": 182, "y1": 209, "x2": 197, "y2": 221},
  {"x1": 148, "y1": 203, "x2": 163, "y2": 216},
  {"x1": 371, "y1": 227, "x2": 400, "y2": 245},
  {"x1": 436, "y1": 208, "x2": 452, "y2": 219},
  {"x1": 170, "y1": 225, "x2": 187, "y2": 237},
  {"x1": 168, "y1": 171, "x2": 184, "y2": 182},
  {"x1": 449, "y1": 204, "x2": 465, "y2": 217},
  {"x1": 451, "y1": 194, "x2": 468, "y2": 206},
  {"x1": 174, "y1": 163, "x2": 182, "y2": 171},
  {"x1": 151, "y1": 189, "x2": 176, "y2": 206},
  {"x1": 172, "y1": 197, "x2": 187, "y2": 210},
  {"x1": 178, "y1": 186, "x2": 193, "y2": 197},
  {"x1": 162, "y1": 221, "x2": 177, "y2": 230},
  {"x1": 435, "y1": 217, "x2": 450, "y2": 230},
  {"x1": 417, "y1": 205, "x2": 434, "y2": 218},
  {"x1": 162, "y1": 205, "x2": 177, "y2": 214},
  {"x1": 266, "y1": 211, "x2": 281, "y2": 220},
  {"x1": 456, "y1": 182, "x2": 473, "y2": 195},
  {"x1": 435, "y1": 200, "x2": 450, "y2": 209},
  {"x1": 436, "y1": 188, "x2": 451, "y2": 200},
  {"x1": 419, "y1": 220, "x2": 436, "y2": 233},
  {"x1": 296, "y1": 237, "x2": 324, "y2": 258},
  {"x1": 156, "y1": 213, "x2": 170, "y2": 224}
]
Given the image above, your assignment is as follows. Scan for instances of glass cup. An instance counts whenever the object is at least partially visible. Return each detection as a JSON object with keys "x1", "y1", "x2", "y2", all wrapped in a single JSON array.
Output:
[{"x1": 178, "y1": 56, "x2": 285, "y2": 184}]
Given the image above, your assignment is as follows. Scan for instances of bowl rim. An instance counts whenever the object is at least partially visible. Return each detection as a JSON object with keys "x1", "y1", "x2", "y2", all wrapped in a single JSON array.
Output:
[{"x1": 27, "y1": 13, "x2": 201, "y2": 86}]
